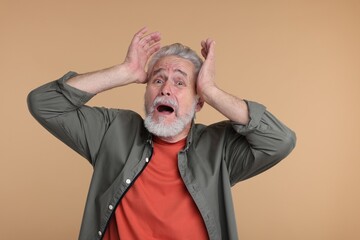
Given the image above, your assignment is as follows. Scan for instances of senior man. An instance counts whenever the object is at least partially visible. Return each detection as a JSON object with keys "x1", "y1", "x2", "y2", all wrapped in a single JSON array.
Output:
[{"x1": 28, "y1": 27, "x2": 296, "y2": 240}]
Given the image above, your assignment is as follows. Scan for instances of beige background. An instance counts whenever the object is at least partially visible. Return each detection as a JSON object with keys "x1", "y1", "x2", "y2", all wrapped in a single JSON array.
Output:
[{"x1": 1, "y1": 0, "x2": 359, "y2": 239}]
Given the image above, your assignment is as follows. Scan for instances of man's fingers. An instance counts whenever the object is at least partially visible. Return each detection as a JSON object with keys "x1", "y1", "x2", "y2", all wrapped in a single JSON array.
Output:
[
  {"x1": 147, "y1": 42, "x2": 161, "y2": 56},
  {"x1": 201, "y1": 40, "x2": 208, "y2": 58},
  {"x1": 200, "y1": 38, "x2": 216, "y2": 59},
  {"x1": 132, "y1": 27, "x2": 161, "y2": 48},
  {"x1": 131, "y1": 27, "x2": 148, "y2": 44},
  {"x1": 134, "y1": 27, "x2": 148, "y2": 38},
  {"x1": 201, "y1": 40, "x2": 206, "y2": 49},
  {"x1": 205, "y1": 39, "x2": 215, "y2": 59},
  {"x1": 201, "y1": 48, "x2": 208, "y2": 58},
  {"x1": 139, "y1": 32, "x2": 161, "y2": 47},
  {"x1": 130, "y1": 28, "x2": 161, "y2": 58}
]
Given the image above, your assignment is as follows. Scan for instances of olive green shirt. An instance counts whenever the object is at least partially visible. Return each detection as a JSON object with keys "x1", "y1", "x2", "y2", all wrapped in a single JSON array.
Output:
[{"x1": 27, "y1": 72, "x2": 296, "y2": 240}]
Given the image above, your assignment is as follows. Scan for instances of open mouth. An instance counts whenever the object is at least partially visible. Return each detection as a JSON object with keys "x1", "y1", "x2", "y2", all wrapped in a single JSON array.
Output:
[{"x1": 157, "y1": 105, "x2": 174, "y2": 114}]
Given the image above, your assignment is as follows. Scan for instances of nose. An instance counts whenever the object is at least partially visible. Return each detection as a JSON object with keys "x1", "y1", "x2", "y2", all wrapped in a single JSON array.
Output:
[{"x1": 160, "y1": 82, "x2": 171, "y2": 96}]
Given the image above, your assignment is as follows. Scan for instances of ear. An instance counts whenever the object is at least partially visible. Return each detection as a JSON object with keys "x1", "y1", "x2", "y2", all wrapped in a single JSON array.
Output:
[{"x1": 195, "y1": 97, "x2": 205, "y2": 112}]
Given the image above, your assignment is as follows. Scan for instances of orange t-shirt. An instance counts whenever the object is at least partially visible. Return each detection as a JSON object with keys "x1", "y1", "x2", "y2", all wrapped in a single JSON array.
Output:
[{"x1": 103, "y1": 137, "x2": 208, "y2": 240}]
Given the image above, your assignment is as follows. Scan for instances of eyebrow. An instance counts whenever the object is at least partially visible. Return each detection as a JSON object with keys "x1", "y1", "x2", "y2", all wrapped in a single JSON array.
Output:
[{"x1": 152, "y1": 68, "x2": 188, "y2": 78}]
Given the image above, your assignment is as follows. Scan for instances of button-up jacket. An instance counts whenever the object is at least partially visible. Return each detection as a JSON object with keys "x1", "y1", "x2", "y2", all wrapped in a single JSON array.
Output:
[{"x1": 27, "y1": 72, "x2": 296, "y2": 240}]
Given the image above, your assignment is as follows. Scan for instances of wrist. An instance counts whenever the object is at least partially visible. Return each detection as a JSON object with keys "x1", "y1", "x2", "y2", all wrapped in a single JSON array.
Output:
[
  {"x1": 198, "y1": 83, "x2": 219, "y2": 103},
  {"x1": 120, "y1": 61, "x2": 147, "y2": 84}
]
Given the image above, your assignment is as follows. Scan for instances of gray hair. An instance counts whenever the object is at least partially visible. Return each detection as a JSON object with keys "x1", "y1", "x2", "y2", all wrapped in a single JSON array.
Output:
[{"x1": 147, "y1": 43, "x2": 203, "y2": 76}]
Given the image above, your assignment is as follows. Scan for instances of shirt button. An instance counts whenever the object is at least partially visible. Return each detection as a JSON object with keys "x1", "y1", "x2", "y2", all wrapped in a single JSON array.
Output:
[
  {"x1": 125, "y1": 179, "x2": 131, "y2": 184},
  {"x1": 145, "y1": 157, "x2": 149, "y2": 162},
  {"x1": 98, "y1": 231, "x2": 102, "y2": 236},
  {"x1": 108, "y1": 205, "x2": 114, "y2": 210}
]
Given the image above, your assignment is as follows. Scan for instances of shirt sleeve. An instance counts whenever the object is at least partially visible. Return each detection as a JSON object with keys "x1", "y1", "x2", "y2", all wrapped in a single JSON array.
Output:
[
  {"x1": 225, "y1": 100, "x2": 297, "y2": 185},
  {"x1": 27, "y1": 72, "x2": 119, "y2": 166}
]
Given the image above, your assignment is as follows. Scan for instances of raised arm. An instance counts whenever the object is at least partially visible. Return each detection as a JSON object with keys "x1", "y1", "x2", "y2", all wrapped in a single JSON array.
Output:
[
  {"x1": 196, "y1": 39, "x2": 250, "y2": 125},
  {"x1": 66, "y1": 27, "x2": 161, "y2": 94},
  {"x1": 27, "y1": 28, "x2": 161, "y2": 164},
  {"x1": 196, "y1": 39, "x2": 296, "y2": 184}
]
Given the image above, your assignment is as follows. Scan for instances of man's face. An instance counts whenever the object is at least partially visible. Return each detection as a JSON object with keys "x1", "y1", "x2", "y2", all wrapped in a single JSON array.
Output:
[{"x1": 144, "y1": 56, "x2": 202, "y2": 140}]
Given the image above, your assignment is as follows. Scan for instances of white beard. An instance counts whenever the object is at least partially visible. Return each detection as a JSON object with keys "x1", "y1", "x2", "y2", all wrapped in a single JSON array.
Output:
[{"x1": 144, "y1": 97, "x2": 197, "y2": 138}]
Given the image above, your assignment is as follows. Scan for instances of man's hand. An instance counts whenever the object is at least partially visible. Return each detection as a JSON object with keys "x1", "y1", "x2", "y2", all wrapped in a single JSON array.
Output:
[
  {"x1": 124, "y1": 27, "x2": 161, "y2": 84},
  {"x1": 197, "y1": 39, "x2": 250, "y2": 125},
  {"x1": 66, "y1": 28, "x2": 161, "y2": 94},
  {"x1": 196, "y1": 38, "x2": 216, "y2": 100}
]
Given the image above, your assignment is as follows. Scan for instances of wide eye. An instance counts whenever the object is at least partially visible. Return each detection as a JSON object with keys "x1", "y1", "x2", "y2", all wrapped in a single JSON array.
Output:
[
  {"x1": 154, "y1": 79, "x2": 163, "y2": 84},
  {"x1": 175, "y1": 81, "x2": 184, "y2": 86}
]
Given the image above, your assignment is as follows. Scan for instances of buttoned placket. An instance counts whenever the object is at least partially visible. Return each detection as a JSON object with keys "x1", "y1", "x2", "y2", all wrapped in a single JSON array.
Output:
[
  {"x1": 177, "y1": 148, "x2": 220, "y2": 240},
  {"x1": 96, "y1": 142, "x2": 153, "y2": 239}
]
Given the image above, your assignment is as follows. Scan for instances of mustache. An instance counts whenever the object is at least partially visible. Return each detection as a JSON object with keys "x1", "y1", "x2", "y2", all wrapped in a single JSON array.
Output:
[{"x1": 153, "y1": 96, "x2": 178, "y2": 110}]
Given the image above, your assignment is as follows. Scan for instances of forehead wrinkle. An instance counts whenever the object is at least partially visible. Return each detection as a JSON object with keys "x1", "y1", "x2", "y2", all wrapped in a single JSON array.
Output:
[
  {"x1": 152, "y1": 67, "x2": 188, "y2": 79},
  {"x1": 175, "y1": 69, "x2": 188, "y2": 77},
  {"x1": 152, "y1": 68, "x2": 165, "y2": 77}
]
